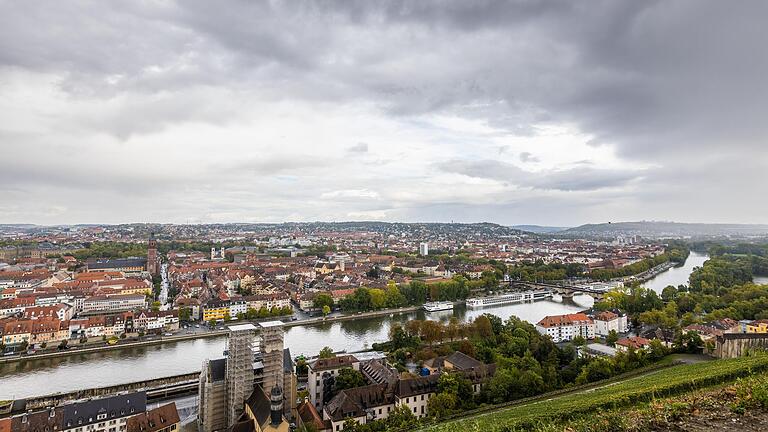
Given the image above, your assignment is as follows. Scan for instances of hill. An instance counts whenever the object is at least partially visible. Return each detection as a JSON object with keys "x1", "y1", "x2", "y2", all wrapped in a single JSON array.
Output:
[
  {"x1": 417, "y1": 354, "x2": 768, "y2": 432},
  {"x1": 510, "y1": 224, "x2": 569, "y2": 233},
  {"x1": 562, "y1": 221, "x2": 768, "y2": 239}
]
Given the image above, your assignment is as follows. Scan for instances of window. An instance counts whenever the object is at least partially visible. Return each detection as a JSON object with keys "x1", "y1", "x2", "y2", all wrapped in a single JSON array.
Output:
[
  {"x1": 413, "y1": 407, "x2": 417, "y2": 413},
  {"x1": 421, "y1": 395, "x2": 424, "y2": 401}
]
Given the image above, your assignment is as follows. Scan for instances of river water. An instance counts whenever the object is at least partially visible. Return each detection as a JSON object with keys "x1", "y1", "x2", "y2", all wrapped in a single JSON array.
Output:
[{"x1": 0, "y1": 252, "x2": 709, "y2": 399}]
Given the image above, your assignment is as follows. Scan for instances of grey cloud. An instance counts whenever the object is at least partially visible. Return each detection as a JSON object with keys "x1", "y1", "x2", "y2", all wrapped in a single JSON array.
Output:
[
  {"x1": 1, "y1": 1, "x2": 767, "y2": 225},
  {"x1": 437, "y1": 159, "x2": 641, "y2": 191},
  {"x1": 347, "y1": 143, "x2": 369, "y2": 153}
]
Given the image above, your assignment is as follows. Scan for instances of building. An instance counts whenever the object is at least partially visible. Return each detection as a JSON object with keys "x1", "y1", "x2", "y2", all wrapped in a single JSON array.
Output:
[
  {"x1": 536, "y1": 313, "x2": 595, "y2": 343},
  {"x1": 259, "y1": 321, "x2": 284, "y2": 395},
  {"x1": 282, "y1": 348, "x2": 297, "y2": 421},
  {"x1": 147, "y1": 234, "x2": 159, "y2": 276},
  {"x1": 199, "y1": 358, "x2": 228, "y2": 432},
  {"x1": 60, "y1": 392, "x2": 147, "y2": 432},
  {"x1": 86, "y1": 258, "x2": 148, "y2": 275},
  {"x1": 615, "y1": 336, "x2": 651, "y2": 352},
  {"x1": 81, "y1": 294, "x2": 146, "y2": 314},
  {"x1": 746, "y1": 319, "x2": 768, "y2": 333},
  {"x1": 593, "y1": 311, "x2": 628, "y2": 336},
  {"x1": 7, "y1": 392, "x2": 150, "y2": 432},
  {"x1": 126, "y1": 403, "x2": 179, "y2": 432},
  {"x1": 229, "y1": 385, "x2": 290, "y2": 432},
  {"x1": 226, "y1": 324, "x2": 258, "y2": 426},
  {"x1": 418, "y1": 242, "x2": 429, "y2": 256},
  {"x1": 308, "y1": 355, "x2": 360, "y2": 408},
  {"x1": 202, "y1": 300, "x2": 230, "y2": 322}
]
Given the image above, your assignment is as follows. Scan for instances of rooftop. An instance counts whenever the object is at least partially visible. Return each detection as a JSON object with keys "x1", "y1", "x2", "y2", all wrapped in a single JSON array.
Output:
[{"x1": 228, "y1": 323, "x2": 258, "y2": 332}]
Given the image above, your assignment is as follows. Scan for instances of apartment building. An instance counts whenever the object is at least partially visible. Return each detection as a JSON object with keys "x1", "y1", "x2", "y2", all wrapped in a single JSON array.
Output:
[
  {"x1": 536, "y1": 313, "x2": 595, "y2": 343},
  {"x1": 307, "y1": 355, "x2": 360, "y2": 408}
]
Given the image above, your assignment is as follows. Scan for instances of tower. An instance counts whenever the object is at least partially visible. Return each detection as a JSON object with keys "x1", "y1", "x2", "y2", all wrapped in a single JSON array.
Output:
[
  {"x1": 225, "y1": 324, "x2": 257, "y2": 426},
  {"x1": 147, "y1": 233, "x2": 159, "y2": 275},
  {"x1": 419, "y1": 242, "x2": 429, "y2": 256},
  {"x1": 269, "y1": 384, "x2": 283, "y2": 426},
  {"x1": 258, "y1": 321, "x2": 284, "y2": 394}
]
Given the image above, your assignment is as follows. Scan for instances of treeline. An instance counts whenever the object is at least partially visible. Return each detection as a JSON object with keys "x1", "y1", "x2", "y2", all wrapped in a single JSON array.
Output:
[
  {"x1": 335, "y1": 278, "x2": 472, "y2": 312},
  {"x1": 507, "y1": 261, "x2": 585, "y2": 281}
]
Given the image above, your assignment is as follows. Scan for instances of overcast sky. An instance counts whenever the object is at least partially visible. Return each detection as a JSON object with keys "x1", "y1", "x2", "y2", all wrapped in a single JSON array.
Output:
[{"x1": 1, "y1": 1, "x2": 767, "y2": 226}]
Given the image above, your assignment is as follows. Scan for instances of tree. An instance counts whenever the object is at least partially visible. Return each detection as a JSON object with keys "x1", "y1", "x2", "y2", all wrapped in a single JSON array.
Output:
[
  {"x1": 474, "y1": 315, "x2": 493, "y2": 339},
  {"x1": 313, "y1": 293, "x2": 334, "y2": 311},
  {"x1": 179, "y1": 307, "x2": 192, "y2": 322},
  {"x1": 319, "y1": 346, "x2": 335, "y2": 359},
  {"x1": 151, "y1": 301, "x2": 161, "y2": 312},
  {"x1": 420, "y1": 320, "x2": 443, "y2": 346},
  {"x1": 572, "y1": 335, "x2": 586, "y2": 346},
  {"x1": 386, "y1": 404, "x2": 418, "y2": 429},
  {"x1": 427, "y1": 392, "x2": 457, "y2": 419},
  {"x1": 322, "y1": 305, "x2": 331, "y2": 317},
  {"x1": 334, "y1": 368, "x2": 366, "y2": 391},
  {"x1": 605, "y1": 330, "x2": 619, "y2": 346}
]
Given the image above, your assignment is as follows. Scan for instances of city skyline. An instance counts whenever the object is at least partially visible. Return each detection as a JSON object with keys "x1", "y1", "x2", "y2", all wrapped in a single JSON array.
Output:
[{"x1": 2, "y1": 1, "x2": 767, "y2": 226}]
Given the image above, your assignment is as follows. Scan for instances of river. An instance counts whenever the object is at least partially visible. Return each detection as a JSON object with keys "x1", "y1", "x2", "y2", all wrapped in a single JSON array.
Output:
[
  {"x1": 0, "y1": 252, "x2": 707, "y2": 399},
  {"x1": 641, "y1": 251, "x2": 708, "y2": 293}
]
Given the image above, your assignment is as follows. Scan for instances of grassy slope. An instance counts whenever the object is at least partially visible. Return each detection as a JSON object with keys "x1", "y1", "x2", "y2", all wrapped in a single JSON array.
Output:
[{"x1": 420, "y1": 354, "x2": 768, "y2": 432}]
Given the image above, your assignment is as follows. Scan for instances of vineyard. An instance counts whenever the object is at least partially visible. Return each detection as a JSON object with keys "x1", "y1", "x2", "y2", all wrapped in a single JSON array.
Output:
[{"x1": 421, "y1": 354, "x2": 768, "y2": 432}]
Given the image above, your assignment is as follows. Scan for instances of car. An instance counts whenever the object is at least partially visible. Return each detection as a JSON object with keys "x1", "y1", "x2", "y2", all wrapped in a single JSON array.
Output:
[
  {"x1": 164, "y1": 333, "x2": 173, "y2": 336},
  {"x1": 291, "y1": 317, "x2": 298, "y2": 321},
  {"x1": 195, "y1": 324, "x2": 200, "y2": 328}
]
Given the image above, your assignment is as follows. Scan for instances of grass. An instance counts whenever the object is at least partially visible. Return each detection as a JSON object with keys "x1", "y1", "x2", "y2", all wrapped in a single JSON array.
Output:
[{"x1": 420, "y1": 353, "x2": 768, "y2": 432}]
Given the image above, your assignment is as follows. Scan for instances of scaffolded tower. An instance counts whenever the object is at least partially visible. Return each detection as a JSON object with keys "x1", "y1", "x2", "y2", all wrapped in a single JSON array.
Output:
[
  {"x1": 258, "y1": 321, "x2": 285, "y2": 396},
  {"x1": 225, "y1": 323, "x2": 258, "y2": 426}
]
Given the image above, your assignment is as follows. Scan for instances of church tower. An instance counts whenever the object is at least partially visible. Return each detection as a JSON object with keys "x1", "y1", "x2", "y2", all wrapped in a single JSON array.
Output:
[{"x1": 147, "y1": 233, "x2": 159, "y2": 275}]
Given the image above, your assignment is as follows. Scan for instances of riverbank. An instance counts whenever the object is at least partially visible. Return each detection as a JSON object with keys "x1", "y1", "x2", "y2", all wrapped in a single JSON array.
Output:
[
  {"x1": 0, "y1": 331, "x2": 225, "y2": 365},
  {"x1": 0, "y1": 304, "x2": 424, "y2": 365}
]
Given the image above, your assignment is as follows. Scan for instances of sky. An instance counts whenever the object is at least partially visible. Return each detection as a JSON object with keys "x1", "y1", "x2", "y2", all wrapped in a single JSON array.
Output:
[{"x1": 1, "y1": 1, "x2": 767, "y2": 226}]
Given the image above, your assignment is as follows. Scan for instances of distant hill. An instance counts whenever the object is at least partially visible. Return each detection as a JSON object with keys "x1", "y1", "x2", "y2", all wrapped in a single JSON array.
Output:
[
  {"x1": 511, "y1": 225, "x2": 569, "y2": 233},
  {"x1": 562, "y1": 221, "x2": 768, "y2": 238}
]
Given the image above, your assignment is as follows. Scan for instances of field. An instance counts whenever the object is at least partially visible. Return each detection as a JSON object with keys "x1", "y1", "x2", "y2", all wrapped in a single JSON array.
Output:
[{"x1": 420, "y1": 354, "x2": 768, "y2": 432}]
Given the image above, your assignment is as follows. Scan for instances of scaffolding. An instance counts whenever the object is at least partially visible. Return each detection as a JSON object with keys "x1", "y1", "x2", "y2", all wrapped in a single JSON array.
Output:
[
  {"x1": 258, "y1": 321, "x2": 285, "y2": 395},
  {"x1": 225, "y1": 324, "x2": 257, "y2": 427}
]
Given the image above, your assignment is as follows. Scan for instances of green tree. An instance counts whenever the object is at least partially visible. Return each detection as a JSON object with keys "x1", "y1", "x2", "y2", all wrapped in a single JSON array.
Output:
[
  {"x1": 178, "y1": 307, "x2": 192, "y2": 322},
  {"x1": 385, "y1": 404, "x2": 418, "y2": 429},
  {"x1": 334, "y1": 368, "x2": 366, "y2": 391},
  {"x1": 318, "y1": 346, "x2": 335, "y2": 359},
  {"x1": 427, "y1": 392, "x2": 457, "y2": 419},
  {"x1": 322, "y1": 304, "x2": 331, "y2": 317},
  {"x1": 313, "y1": 293, "x2": 334, "y2": 311},
  {"x1": 605, "y1": 330, "x2": 619, "y2": 346}
]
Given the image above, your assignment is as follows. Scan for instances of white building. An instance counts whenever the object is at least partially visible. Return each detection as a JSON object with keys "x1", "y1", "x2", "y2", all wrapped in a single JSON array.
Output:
[
  {"x1": 536, "y1": 313, "x2": 595, "y2": 343},
  {"x1": 593, "y1": 311, "x2": 629, "y2": 336},
  {"x1": 81, "y1": 294, "x2": 146, "y2": 314},
  {"x1": 418, "y1": 242, "x2": 429, "y2": 256},
  {"x1": 308, "y1": 355, "x2": 360, "y2": 408}
]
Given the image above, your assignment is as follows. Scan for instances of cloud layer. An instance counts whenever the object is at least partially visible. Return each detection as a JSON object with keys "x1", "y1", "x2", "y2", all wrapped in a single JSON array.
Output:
[{"x1": 1, "y1": 1, "x2": 766, "y2": 225}]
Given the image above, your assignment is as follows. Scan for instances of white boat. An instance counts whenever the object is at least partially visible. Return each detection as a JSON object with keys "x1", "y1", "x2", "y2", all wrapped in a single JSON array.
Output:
[
  {"x1": 422, "y1": 301, "x2": 454, "y2": 312},
  {"x1": 465, "y1": 290, "x2": 552, "y2": 308}
]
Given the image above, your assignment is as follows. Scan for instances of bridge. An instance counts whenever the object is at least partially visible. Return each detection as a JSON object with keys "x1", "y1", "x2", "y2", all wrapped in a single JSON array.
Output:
[{"x1": 520, "y1": 282, "x2": 610, "y2": 302}]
